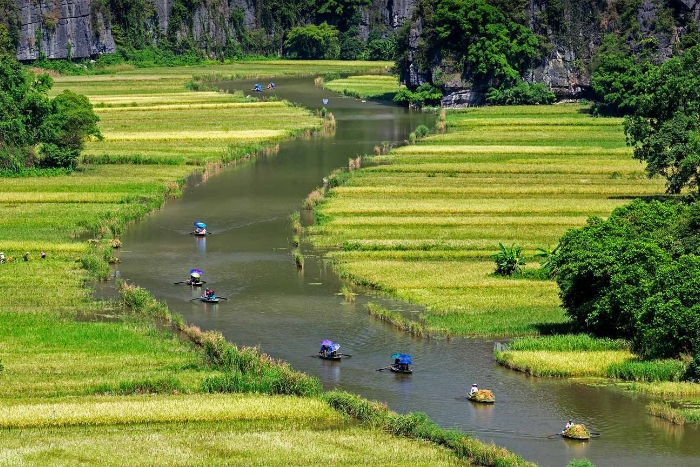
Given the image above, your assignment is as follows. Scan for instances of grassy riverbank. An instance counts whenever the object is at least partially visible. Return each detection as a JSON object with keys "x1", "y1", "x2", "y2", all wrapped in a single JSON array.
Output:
[
  {"x1": 307, "y1": 105, "x2": 665, "y2": 336},
  {"x1": 322, "y1": 75, "x2": 402, "y2": 100},
  {"x1": 0, "y1": 61, "x2": 532, "y2": 465},
  {"x1": 495, "y1": 335, "x2": 700, "y2": 425}
]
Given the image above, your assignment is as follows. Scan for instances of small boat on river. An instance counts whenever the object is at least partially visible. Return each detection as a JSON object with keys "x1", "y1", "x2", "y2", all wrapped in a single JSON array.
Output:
[
  {"x1": 318, "y1": 340, "x2": 343, "y2": 360},
  {"x1": 389, "y1": 353, "x2": 412, "y2": 374},
  {"x1": 199, "y1": 296, "x2": 220, "y2": 303},
  {"x1": 192, "y1": 221, "x2": 208, "y2": 236},
  {"x1": 562, "y1": 424, "x2": 590, "y2": 440},
  {"x1": 468, "y1": 389, "x2": 495, "y2": 404}
]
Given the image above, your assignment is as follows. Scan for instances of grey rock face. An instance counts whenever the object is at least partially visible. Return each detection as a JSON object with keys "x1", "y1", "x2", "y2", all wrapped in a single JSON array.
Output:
[
  {"x1": 441, "y1": 90, "x2": 485, "y2": 107},
  {"x1": 16, "y1": 0, "x2": 115, "y2": 60}
]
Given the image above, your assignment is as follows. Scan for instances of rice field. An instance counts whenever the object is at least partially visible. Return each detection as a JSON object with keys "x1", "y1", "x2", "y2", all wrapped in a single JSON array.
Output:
[
  {"x1": 308, "y1": 105, "x2": 666, "y2": 336},
  {"x1": 322, "y1": 75, "x2": 403, "y2": 99},
  {"x1": 0, "y1": 419, "x2": 466, "y2": 466},
  {"x1": 0, "y1": 61, "x2": 498, "y2": 465}
]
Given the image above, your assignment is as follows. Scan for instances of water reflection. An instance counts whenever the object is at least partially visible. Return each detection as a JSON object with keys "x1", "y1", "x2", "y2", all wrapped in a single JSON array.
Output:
[{"x1": 196, "y1": 236, "x2": 206, "y2": 254}]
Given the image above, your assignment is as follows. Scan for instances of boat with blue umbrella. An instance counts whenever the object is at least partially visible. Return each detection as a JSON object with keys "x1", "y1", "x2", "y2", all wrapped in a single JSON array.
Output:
[
  {"x1": 192, "y1": 221, "x2": 208, "y2": 236},
  {"x1": 390, "y1": 353, "x2": 413, "y2": 374},
  {"x1": 175, "y1": 269, "x2": 206, "y2": 286},
  {"x1": 318, "y1": 340, "x2": 343, "y2": 360}
]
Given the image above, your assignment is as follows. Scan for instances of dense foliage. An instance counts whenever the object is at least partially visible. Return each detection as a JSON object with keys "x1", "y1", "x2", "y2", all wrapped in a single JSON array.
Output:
[
  {"x1": 554, "y1": 199, "x2": 700, "y2": 359},
  {"x1": 486, "y1": 82, "x2": 556, "y2": 105},
  {"x1": 395, "y1": 0, "x2": 538, "y2": 91},
  {"x1": 592, "y1": 38, "x2": 700, "y2": 193},
  {"x1": 284, "y1": 23, "x2": 340, "y2": 59},
  {"x1": 0, "y1": 56, "x2": 100, "y2": 171},
  {"x1": 393, "y1": 83, "x2": 443, "y2": 107}
]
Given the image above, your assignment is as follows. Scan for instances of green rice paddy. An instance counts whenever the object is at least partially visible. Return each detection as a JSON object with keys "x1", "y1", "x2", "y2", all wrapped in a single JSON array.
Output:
[
  {"x1": 0, "y1": 61, "x2": 496, "y2": 466},
  {"x1": 308, "y1": 105, "x2": 666, "y2": 336}
]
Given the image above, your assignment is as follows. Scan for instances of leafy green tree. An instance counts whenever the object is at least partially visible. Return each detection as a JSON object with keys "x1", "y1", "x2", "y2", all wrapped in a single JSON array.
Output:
[
  {"x1": 283, "y1": 23, "x2": 340, "y2": 59},
  {"x1": 492, "y1": 243, "x2": 526, "y2": 276},
  {"x1": 0, "y1": 56, "x2": 100, "y2": 171},
  {"x1": 554, "y1": 199, "x2": 700, "y2": 358},
  {"x1": 622, "y1": 45, "x2": 700, "y2": 194},
  {"x1": 39, "y1": 90, "x2": 102, "y2": 168},
  {"x1": 534, "y1": 244, "x2": 559, "y2": 278},
  {"x1": 396, "y1": 0, "x2": 538, "y2": 90},
  {"x1": 315, "y1": 0, "x2": 371, "y2": 31}
]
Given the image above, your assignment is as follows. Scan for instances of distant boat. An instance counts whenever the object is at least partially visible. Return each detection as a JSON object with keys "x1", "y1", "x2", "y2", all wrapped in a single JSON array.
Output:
[{"x1": 322, "y1": 98, "x2": 329, "y2": 105}]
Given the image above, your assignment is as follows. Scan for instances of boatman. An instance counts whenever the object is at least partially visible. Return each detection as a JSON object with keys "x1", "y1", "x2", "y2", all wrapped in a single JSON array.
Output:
[
  {"x1": 469, "y1": 383, "x2": 478, "y2": 396},
  {"x1": 564, "y1": 420, "x2": 574, "y2": 431},
  {"x1": 0, "y1": 252, "x2": 5, "y2": 263}
]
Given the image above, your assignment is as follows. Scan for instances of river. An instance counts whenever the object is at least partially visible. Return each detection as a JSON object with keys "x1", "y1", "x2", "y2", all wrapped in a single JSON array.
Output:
[{"x1": 110, "y1": 77, "x2": 700, "y2": 466}]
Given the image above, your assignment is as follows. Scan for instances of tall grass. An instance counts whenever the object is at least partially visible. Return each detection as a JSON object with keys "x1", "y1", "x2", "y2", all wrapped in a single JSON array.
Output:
[
  {"x1": 367, "y1": 302, "x2": 426, "y2": 337},
  {"x1": 324, "y1": 391, "x2": 536, "y2": 467},
  {"x1": 505, "y1": 335, "x2": 629, "y2": 352}
]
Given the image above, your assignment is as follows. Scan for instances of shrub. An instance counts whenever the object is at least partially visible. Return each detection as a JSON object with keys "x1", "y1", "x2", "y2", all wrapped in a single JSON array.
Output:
[
  {"x1": 393, "y1": 83, "x2": 443, "y2": 108},
  {"x1": 567, "y1": 458, "x2": 596, "y2": 467},
  {"x1": 486, "y1": 82, "x2": 556, "y2": 105},
  {"x1": 685, "y1": 353, "x2": 700, "y2": 382},
  {"x1": 493, "y1": 243, "x2": 526, "y2": 276},
  {"x1": 415, "y1": 124, "x2": 430, "y2": 138}
]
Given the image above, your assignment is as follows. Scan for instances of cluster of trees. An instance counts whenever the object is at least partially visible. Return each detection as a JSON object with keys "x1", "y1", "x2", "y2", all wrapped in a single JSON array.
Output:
[
  {"x1": 0, "y1": 42, "x2": 101, "y2": 172},
  {"x1": 395, "y1": 0, "x2": 539, "y2": 93},
  {"x1": 553, "y1": 200, "x2": 700, "y2": 359},
  {"x1": 103, "y1": 0, "x2": 396, "y2": 61},
  {"x1": 592, "y1": 38, "x2": 700, "y2": 194}
]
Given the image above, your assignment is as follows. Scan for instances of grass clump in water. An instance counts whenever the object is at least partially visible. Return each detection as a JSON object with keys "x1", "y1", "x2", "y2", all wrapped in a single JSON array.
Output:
[{"x1": 367, "y1": 302, "x2": 425, "y2": 337}]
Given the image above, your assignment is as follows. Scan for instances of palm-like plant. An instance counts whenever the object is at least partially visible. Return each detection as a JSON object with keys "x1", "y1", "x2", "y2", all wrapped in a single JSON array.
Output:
[
  {"x1": 534, "y1": 244, "x2": 560, "y2": 278},
  {"x1": 492, "y1": 243, "x2": 526, "y2": 276}
]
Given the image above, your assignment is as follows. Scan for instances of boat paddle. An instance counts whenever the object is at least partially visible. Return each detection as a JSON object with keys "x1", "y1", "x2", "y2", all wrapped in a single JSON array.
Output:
[
  {"x1": 337, "y1": 353, "x2": 352, "y2": 358},
  {"x1": 375, "y1": 365, "x2": 392, "y2": 371}
]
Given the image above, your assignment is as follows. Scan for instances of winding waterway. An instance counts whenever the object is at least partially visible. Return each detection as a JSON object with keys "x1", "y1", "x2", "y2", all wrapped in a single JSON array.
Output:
[{"x1": 111, "y1": 77, "x2": 700, "y2": 466}]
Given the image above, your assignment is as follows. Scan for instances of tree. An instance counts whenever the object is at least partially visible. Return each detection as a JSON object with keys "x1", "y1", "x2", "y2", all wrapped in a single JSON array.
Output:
[
  {"x1": 0, "y1": 55, "x2": 100, "y2": 171},
  {"x1": 554, "y1": 199, "x2": 700, "y2": 358},
  {"x1": 283, "y1": 23, "x2": 340, "y2": 59},
  {"x1": 39, "y1": 90, "x2": 102, "y2": 168},
  {"x1": 593, "y1": 43, "x2": 700, "y2": 194},
  {"x1": 492, "y1": 243, "x2": 525, "y2": 276},
  {"x1": 315, "y1": 0, "x2": 371, "y2": 31},
  {"x1": 395, "y1": 0, "x2": 538, "y2": 91}
]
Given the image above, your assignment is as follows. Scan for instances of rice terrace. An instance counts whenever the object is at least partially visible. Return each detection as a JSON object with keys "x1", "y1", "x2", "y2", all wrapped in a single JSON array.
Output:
[{"x1": 3, "y1": 0, "x2": 700, "y2": 465}]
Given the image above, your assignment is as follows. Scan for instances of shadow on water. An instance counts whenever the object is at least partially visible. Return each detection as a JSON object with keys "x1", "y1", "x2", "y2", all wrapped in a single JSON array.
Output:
[{"x1": 101, "y1": 76, "x2": 700, "y2": 467}]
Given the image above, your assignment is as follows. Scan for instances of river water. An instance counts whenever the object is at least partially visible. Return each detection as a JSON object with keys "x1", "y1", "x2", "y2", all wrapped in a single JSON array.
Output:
[{"x1": 111, "y1": 77, "x2": 700, "y2": 466}]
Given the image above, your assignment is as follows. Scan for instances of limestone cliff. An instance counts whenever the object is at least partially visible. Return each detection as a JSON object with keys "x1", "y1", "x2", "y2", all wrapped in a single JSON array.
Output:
[
  {"x1": 16, "y1": 0, "x2": 114, "y2": 60},
  {"x1": 400, "y1": 0, "x2": 700, "y2": 99}
]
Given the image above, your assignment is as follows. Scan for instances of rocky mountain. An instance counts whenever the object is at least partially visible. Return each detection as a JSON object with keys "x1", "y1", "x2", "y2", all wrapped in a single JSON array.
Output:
[{"x1": 7, "y1": 0, "x2": 700, "y2": 98}]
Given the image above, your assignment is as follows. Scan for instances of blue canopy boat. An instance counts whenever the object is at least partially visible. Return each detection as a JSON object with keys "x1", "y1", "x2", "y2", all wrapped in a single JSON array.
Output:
[
  {"x1": 318, "y1": 340, "x2": 342, "y2": 360},
  {"x1": 193, "y1": 221, "x2": 208, "y2": 236},
  {"x1": 390, "y1": 353, "x2": 413, "y2": 374}
]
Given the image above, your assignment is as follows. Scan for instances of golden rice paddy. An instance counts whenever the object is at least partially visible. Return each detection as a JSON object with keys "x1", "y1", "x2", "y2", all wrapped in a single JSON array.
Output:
[{"x1": 309, "y1": 104, "x2": 666, "y2": 336}]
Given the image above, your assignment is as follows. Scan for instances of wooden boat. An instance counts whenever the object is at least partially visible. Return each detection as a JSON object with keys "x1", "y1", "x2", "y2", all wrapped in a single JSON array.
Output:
[
  {"x1": 318, "y1": 353, "x2": 342, "y2": 361},
  {"x1": 390, "y1": 364, "x2": 412, "y2": 374},
  {"x1": 186, "y1": 280, "x2": 204, "y2": 287},
  {"x1": 199, "y1": 296, "x2": 219, "y2": 303},
  {"x1": 562, "y1": 424, "x2": 590, "y2": 440},
  {"x1": 192, "y1": 230, "x2": 208, "y2": 236},
  {"x1": 468, "y1": 389, "x2": 495, "y2": 404}
]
